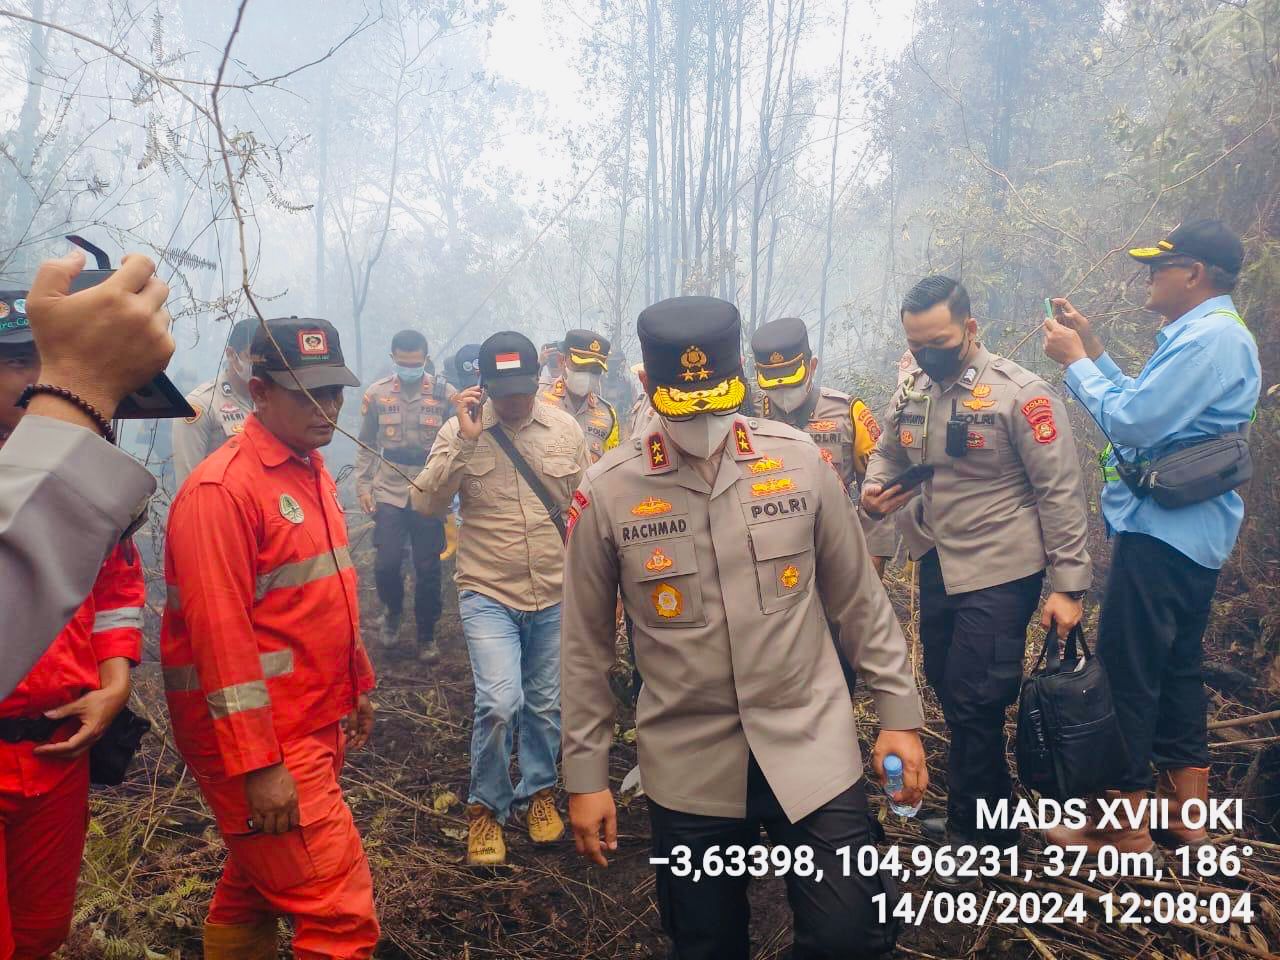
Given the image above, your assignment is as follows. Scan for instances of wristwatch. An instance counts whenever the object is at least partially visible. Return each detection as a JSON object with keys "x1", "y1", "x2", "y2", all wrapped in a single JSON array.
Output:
[{"x1": 1064, "y1": 590, "x2": 1088, "y2": 601}]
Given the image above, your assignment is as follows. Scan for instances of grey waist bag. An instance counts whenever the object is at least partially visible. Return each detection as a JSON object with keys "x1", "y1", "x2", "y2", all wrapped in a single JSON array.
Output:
[{"x1": 1118, "y1": 433, "x2": 1252, "y2": 509}]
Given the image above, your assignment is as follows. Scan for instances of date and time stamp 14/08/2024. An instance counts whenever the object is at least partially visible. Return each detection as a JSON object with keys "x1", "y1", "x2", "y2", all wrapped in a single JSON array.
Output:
[{"x1": 648, "y1": 842, "x2": 1259, "y2": 928}]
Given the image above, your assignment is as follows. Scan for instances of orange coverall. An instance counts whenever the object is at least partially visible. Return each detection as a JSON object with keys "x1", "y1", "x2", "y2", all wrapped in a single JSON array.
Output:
[
  {"x1": 0, "y1": 544, "x2": 143, "y2": 959},
  {"x1": 162, "y1": 415, "x2": 378, "y2": 959}
]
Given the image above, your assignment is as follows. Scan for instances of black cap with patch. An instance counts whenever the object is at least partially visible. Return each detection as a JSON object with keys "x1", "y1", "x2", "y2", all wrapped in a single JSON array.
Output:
[
  {"x1": 638, "y1": 296, "x2": 746, "y2": 418},
  {"x1": 452, "y1": 343, "x2": 482, "y2": 385},
  {"x1": 1128, "y1": 219, "x2": 1244, "y2": 275},
  {"x1": 479, "y1": 331, "x2": 539, "y2": 397},
  {"x1": 563, "y1": 329, "x2": 610, "y2": 372},
  {"x1": 751, "y1": 317, "x2": 812, "y2": 389},
  {"x1": 251, "y1": 316, "x2": 360, "y2": 390},
  {"x1": 0, "y1": 290, "x2": 33, "y2": 344}
]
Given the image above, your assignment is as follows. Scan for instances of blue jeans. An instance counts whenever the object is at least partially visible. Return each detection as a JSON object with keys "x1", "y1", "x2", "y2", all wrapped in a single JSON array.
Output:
[{"x1": 458, "y1": 590, "x2": 562, "y2": 822}]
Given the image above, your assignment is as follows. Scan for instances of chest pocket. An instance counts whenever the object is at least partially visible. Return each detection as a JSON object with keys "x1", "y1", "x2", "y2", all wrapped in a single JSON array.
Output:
[
  {"x1": 462, "y1": 452, "x2": 498, "y2": 502},
  {"x1": 379, "y1": 408, "x2": 403, "y2": 444},
  {"x1": 747, "y1": 515, "x2": 814, "y2": 614},
  {"x1": 621, "y1": 536, "x2": 706, "y2": 629}
]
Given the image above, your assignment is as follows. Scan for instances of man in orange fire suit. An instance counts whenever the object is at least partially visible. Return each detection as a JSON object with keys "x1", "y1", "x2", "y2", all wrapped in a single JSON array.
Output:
[
  {"x1": 0, "y1": 290, "x2": 146, "y2": 959},
  {"x1": 162, "y1": 316, "x2": 378, "y2": 959}
]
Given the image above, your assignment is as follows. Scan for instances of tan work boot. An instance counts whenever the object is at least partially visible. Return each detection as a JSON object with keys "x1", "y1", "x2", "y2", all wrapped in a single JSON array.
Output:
[
  {"x1": 1154, "y1": 767, "x2": 1212, "y2": 849},
  {"x1": 1043, "y1": 790, "x2": 1159, "y2": 862},
  {"x1": 526, "y1": 788, "x2": 566, "y2": 844},
  {"x1": 467, "y1": 803, "x2": 507, "y2": 865},
  {"x1": 203, "y1": 918, "x2": 277, "y2": 959}
]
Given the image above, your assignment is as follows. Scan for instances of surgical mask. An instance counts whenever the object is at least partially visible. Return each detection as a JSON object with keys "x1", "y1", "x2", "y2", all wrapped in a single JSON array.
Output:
[
  {"x1": 564, "y1": 369, "x2": 601, "y2": 397},
  {"x1": 911, "y1": 341, "x2": 967, "y2": 382},
  {"x1": 395, "y1": 362, "x2": 426, "y2": 382},
  {"x1": 661, "y1": 412, "x2": 737, "y2": 459},
  {"x1": 769, "y1": 382, "x2": 811, "y2": 413}
]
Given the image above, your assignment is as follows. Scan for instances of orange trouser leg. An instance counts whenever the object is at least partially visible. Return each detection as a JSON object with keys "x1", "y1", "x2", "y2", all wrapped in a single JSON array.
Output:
[
  {"x1": 208, "y1": 802, "x2": 378, "y2": 960},
  {"x1": 0, "y1": 756, "x2": 90, "y2": 960}
]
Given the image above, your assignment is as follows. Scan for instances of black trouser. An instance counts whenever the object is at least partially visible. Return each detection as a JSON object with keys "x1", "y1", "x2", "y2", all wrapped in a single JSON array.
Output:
[
  {"x1": 648, "y1": 758, "x2": 900, "y2": 960},
  {"x1": 373, "y1": 502, "x2": 444, "y2": 641},
  {"x1": 1097, "y1": 532, "x2": 1219, "y2": 791},
  {"x1": 918, "y1": 550, "x2": 1043, "y2": 840}
]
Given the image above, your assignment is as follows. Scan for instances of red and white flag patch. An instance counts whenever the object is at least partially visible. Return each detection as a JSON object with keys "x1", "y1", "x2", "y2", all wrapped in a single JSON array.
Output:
[{"x1": 494, "y1": 352, "x2": 523, "y2": 371}]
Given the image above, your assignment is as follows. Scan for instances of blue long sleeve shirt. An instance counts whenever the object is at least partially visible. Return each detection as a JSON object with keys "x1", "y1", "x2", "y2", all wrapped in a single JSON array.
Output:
[{"x1": 1064, "y1": 295, "x2": 1260, "y2": 570}]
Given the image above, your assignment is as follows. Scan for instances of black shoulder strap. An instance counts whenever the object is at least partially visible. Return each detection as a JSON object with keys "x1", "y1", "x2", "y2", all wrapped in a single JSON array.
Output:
[{"x1": 486, "y1": 425, "x2": 567, "y2": 543}]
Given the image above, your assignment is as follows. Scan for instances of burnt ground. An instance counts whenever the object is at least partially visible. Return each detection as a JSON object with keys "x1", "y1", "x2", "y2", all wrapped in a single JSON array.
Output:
[{"x1": 63, "y1": 526, "x2": 1280, "y2": 959}]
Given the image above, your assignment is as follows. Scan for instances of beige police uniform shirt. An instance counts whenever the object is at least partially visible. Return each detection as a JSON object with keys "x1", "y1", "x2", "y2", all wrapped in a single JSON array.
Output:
[
  {"x1": 412, "y1": 400, "x2": 589, "y2": 612},
  {"x1": 760, "y1": 386, "x2": 896, "y2": 558},
  {"x1": 561, "y1": 416, "x2": 924, "y2": 823},
  {"x1": 0, "y1": 416, "x2": 154, "y2": 699},
  {"x1": 172, "y1": 371, "x2": 254, "y2": 486},
  {"x1": 540, "y1": 377, "x2": 619, "y2": 463},
  {"x1": 356, "y1": 373, "x2": 456, "y2": 509},
  {"x1": 866, "y1": 345, "x2": 1091, "y2": 595}
]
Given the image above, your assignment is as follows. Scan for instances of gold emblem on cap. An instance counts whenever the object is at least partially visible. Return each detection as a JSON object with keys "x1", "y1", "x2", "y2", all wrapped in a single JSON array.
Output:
[
  {"x1": 589, "y1": 339, "x2": 602, "y2": 352},
  {"x1": 769, "y1": 351, "x2": 784, "y2": 364},
  {"x1": 680, "y1": 346, "x2": 711, "y2": 382}
]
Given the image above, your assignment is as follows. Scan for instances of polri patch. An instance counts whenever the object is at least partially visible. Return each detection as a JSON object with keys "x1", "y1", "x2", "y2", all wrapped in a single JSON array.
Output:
[{"x1": 1021, "y1": 396, "x2": 1058, "y2": 444}]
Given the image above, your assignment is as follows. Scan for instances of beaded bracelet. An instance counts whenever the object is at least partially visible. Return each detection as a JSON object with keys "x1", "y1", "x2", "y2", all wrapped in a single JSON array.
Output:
[{"x1": 17, "y1": 384, "x2": 117, "y2": 444}]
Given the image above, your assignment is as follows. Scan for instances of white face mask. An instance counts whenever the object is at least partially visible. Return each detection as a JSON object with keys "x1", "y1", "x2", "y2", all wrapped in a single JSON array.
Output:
[
  {"x1": 226, "y1": 350, "x2": 251, "y2": 383},
  {"x1": 564, "y1": 369, "x2": 600, "y2": 397},
  {"x1": 769, "y1": 382, "x2": 811, "y2": 413},
  {"x1": 661, "y1": 412, "x2": 737, "y2": 459}
]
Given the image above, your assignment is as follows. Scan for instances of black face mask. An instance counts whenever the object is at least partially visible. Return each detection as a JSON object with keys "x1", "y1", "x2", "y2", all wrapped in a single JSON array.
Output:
[{"x1": 912, "y1": 341, "x2": 967, "y2": 382}]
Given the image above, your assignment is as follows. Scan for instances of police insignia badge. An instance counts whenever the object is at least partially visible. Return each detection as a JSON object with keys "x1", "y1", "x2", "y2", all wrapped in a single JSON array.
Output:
[
  {"x1": 967, "y1": 431, "x2": 986, "y2": 449},
  {"x1": 809, "y1": 420, "x2": 837, "y2": 431},
  {"x1": 780, "y1": 565, "x2": 800, "y2": 590},
  {"x1": 769, "y1": 352, "x2": 784, "y2": 364},
  {"x1": 652, "y1": 582, "x2": 684, "y2": 619},
  {"x1": 632, "y1": 496, "x2": 673, "y2": 516},
  {"x1": 900, "y1": 429, "x2": 914, "y2": 446},
  {"x1": 279, "y1": 494, "x2": 305, "y2": 524},
  {"x1": 184, "y1": 403, "x2": 203, "y2": 424},
  {"x1": 855, "y1": 406, "x2": 881, "y2": 442},
  {"x1": 971, "y1": 384, "x2": 992, "y2": 398},
  {"x1": 645, "y1": 548, "x2": 674, "y2": 573},
  {"x1": 734, "y1": 420, "x2": 754, "y2": 456},
  {"x1": 749, "y1": 456, "x2": 784, "y2": 475},
  {"x1": 1021, "y1": 396, "x2": 1058, "y2": 444},
  {"x1": 751, "y1": 478, "x2": 795, "y2": 496},
  {"x1": 960, "y1": 366, "x2": 978, "y2": 387},
  {"x1": 962, "y1": 396, "x2": 995, "y2": 411},
  {"x1": 647, "y1": 432, "x2": 669, "y2": 469},
  {"x1": 221, "y1": 381, "x2": 233, "y2": 396},
  {"x1": 679, "y1": 346, "x2": 711, "y2": 382},
  {"x1": 566, "y1": 504, "x2": 581, "y2": 538}
]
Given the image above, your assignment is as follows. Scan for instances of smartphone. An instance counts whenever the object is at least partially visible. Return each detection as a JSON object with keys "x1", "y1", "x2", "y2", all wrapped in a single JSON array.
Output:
[
  {"x1": 885, "y1": 463, "x2": 935, "y2": 493},
  {"x1": 63, "y1": 235, "x2": 195, "y2": 420}
]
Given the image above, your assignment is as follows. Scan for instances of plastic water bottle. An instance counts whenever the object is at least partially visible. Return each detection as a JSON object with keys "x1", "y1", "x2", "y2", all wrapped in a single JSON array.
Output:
[{"x1": 883, "y1": 754, "x2": 920, "y2": 817}]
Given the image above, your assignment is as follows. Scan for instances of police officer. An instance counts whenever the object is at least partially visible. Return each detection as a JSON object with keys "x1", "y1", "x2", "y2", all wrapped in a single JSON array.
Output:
[
  {"x1": 751, "y1": 317, "x2": 895, "y2": 574},
  {"x1": 355, "y1": 329, "x2": 455, "y2": 658},
  {"x1": 863, "y1": 276, "x2": 1091, "y2": 853},
  {"x1": 172, "y1": 318, "x2": 256, "y2": 485},
  {"x1": 563, "y1": 296, "x2": 926, "y2": 960},
  {"x1": 540, "y1": 329, "x2": 620, "y2": 463}
]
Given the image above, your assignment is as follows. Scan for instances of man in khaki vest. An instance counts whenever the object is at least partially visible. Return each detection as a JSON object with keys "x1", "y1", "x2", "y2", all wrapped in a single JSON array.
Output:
[
  {"x1": 172, "y1": 318, "x2": 255, "y2": 486},
  {"x1": 356, "y1": 329, "x2": 455, "y2": 659},
  {"x1": 864, "y1": 276, "x2": 1091, "y2": 857},
  {"x1": 563, "y1": 296, "x2": 926, "y2": 960},
  {"x1": 540, "y1": 329, "x2": 620, "y2": 463}
]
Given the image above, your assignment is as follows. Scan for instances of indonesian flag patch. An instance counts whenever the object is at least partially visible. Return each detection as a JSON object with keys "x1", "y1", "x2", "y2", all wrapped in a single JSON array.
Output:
[{"x1": 494, "y1": 352, "x2": 523, "y2": 371}]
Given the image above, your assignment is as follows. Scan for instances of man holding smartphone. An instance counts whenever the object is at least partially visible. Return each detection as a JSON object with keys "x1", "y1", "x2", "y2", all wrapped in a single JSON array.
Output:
[
  {"x1": 413, "y1": 332, "x2": 589, "y2": 866},
  {"x1": 864, "y1": 276, "x2": 1091, "y2": 859}
]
